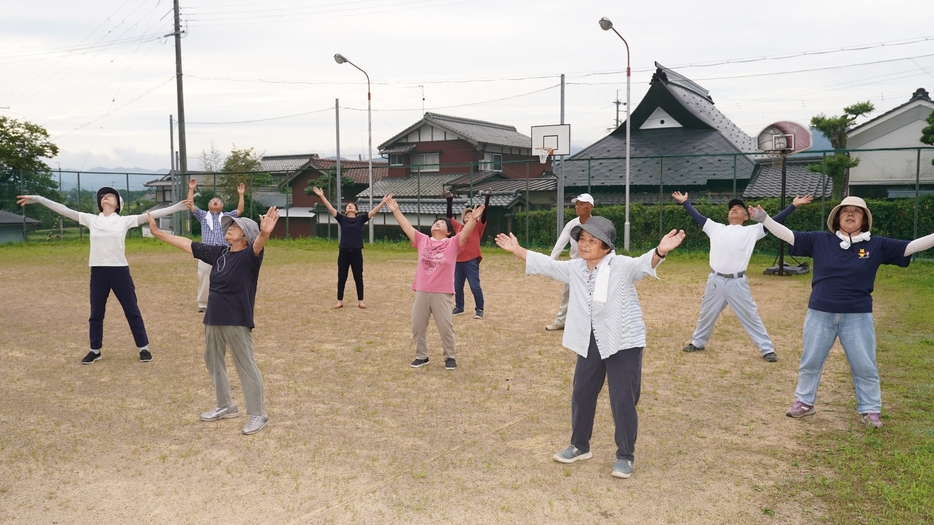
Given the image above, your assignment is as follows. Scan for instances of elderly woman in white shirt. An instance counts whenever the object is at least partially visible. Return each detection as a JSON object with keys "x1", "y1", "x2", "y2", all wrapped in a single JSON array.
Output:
[
  {"x1": 496, "y1": 217, "x2": 685, "y2": 479},
  {"x1": 17, "y1": 188, "x2": 188, "y2": 364}
]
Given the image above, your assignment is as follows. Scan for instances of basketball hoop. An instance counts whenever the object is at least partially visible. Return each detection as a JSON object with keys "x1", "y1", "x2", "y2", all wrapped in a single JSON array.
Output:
[
  {"x1": 534, "y1": 147, "x2": 554, "y2": 164},
  {"x1": 766, "y1": 150, "x2": 788, "y2": 168}
]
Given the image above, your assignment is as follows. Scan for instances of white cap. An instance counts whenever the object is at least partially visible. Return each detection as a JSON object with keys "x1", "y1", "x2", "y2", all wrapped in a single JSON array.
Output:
[{"x1": 571, "y1": 193, "x2": 595, "y2": 205}]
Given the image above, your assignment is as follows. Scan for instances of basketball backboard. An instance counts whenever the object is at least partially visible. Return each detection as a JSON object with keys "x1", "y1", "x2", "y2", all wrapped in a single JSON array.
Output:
[
  {"x1": 531, "y1": 124, "x2": 571, "y2": 161},
  {"x1": 756, "y1": 121, "x2": 812, "y2": 154}
]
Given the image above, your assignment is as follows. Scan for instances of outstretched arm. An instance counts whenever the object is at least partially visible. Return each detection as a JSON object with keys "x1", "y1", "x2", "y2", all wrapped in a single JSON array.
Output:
[
  {"x1": 254, "y1": 207, "x2": 280, "y2": 256},
  {"x1": 653, "y1": 229, "x2": 686, "y2": 268},
  {"x1": 905, "y1": 232, "x2": 934, "y2": 256},
  {"x1": 386, "y1": 196, "x2": 416, "y2": 243},
  {"x1": 133, "y1": 200, "x2": 189, "y2": 226},
  {"x1": 147, "y1": 213, "x2": 193, "y2": 254},
  {"x1": 457, "y1": 204, "x2": 485, "y2": 247},
  {"x1": 368, "y1": 194, "x2": 390, "y2": 219},
  {"x1": 671, "y1": 191, "x2": 707, "y2": 227},
  {"x1": 186, "y1": 179, "x2": 197, "y2": 213},
  {"x1": 236, "y1": 183, "x2": 245, "y2": 216},
  {"x1": 750, "y1": 205, "x2": 796, "y2": 245},
  {"x1": 772, "y1": 194, "x2": 813, "y2": 224},
  {"x1": 16, "y1": 195, "x2": 81, "y2": 222},
  {"x1": 312, "y1": 186, "x2": 338, "y2": 218},
  {"x1": 495, "y1": 232, "x2": 527, "y2": 262}
]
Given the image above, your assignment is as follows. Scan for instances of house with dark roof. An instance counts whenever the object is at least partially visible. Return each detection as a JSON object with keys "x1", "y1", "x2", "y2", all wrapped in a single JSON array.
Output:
[
  {"x1": 743, "y1": 131, "x2": 834, "y2": 200},
  {"x1": 0, "y1": 209, "x2": 40, "y2": 243},
  {"x1": 846, "y1": 88, "x2": 934, "y2": 198}
]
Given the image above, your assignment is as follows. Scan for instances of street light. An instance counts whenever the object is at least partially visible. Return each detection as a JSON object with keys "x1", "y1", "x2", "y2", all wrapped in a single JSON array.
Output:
[
  {"x1": 599, "y1": 17, "x2": 631, "y2": 252},
  {"x1": 334, "y1": 53, "x2": 374, "y2": 244}
]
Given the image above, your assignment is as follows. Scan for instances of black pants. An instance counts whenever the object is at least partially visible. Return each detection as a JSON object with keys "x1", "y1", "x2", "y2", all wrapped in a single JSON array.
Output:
[
  {"x1": 89, "y1": 266, "x2": 148, "y2": 350},
  {"x1": 337, "y1": 248, "x2": 364, "y2": 301},
  {"x1": 570, "y1": 332, "x2": 643, "y2": 462}
]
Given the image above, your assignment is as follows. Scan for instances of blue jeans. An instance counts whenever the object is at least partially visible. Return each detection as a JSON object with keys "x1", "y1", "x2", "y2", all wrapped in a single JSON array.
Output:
[
  {"x1": 454, "y1": 258, "x2": 483, "y2": 312},
  {"x1": 796, "y1": 309, "x2": 881, "y2": 413}
]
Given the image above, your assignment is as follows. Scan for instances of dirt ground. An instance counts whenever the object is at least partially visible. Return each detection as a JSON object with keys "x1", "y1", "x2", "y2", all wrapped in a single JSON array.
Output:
[{"x1": 1, "y1": 243, "x2": 867, "y2": 524}]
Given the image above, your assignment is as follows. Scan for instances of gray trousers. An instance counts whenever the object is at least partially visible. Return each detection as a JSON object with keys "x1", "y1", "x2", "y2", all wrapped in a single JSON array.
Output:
[
  {"x1": 552, "y1": 283, "x2": 571, "y2": 326},
  {"x1": 411, "y1": 291, "x2": 456, "y2": 360},
  {"x1": 691, "y1": 273, "x2": 774, "y2": 354},
  {"x1": 204, "y1": 325, "x2": 265, "y2": 416},
  {"x1": 570, "y1": 332, "x2": 643, "y2": 462},
  {"x1": 197, "y1": 260, "x2": 211, "y2": 309}
]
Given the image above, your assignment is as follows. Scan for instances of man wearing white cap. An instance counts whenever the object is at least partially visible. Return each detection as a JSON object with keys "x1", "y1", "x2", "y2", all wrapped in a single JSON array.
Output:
[{"x1": 545, "y1": 193, "x2": 595, "y2": 331}]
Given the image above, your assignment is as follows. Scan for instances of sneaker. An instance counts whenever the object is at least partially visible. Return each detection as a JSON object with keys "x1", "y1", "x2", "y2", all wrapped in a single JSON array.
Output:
[
  {"x1": 139, "y1": 349, "x2": 152, "y2": 362},
  {"x1": 553, "y1": 445, "x2": 592, "y2": 464},
  {"x1": 410, "y1": 358, "x2": 430, "y2": 368},
  {"x1": 786, "y1": 400, "x2": 815, "y2": 418},
  {"x1": 242, "y1": 414, "x2": 268, "y2": 435},
  {"x1": 762, "y1": 352, "x2": 778, "y2": 362},
  {"x1": 452, "y1": 307, "x2": 465, "y2": 315},
  {"x1": 474, "y1": 310, "x2": 484, "y2": 319},
  {"x1": 545, "y1": 323, "x2": 565, "y2": 331},
  {"x1": 198, "y1": 307, "x2": 206, "y2": 313},
  {"x1": 445, "y1": 358, "x2": 457, "y2": 370},
  {"x1": 861, "y1": 412, "x2": 883, "y2": 428},
  {"x1": 200, "y1": 404, "x2": 240, "y2": 421},
  {"x1": 682, "y1": 343, "x2": 704, "y2": 352},
  {"x1": 612, "y1": 459, "x2": 634, "y2": 479},
  {"x1": 81, "y1": 351, "x2": 101, "y2": 365}
]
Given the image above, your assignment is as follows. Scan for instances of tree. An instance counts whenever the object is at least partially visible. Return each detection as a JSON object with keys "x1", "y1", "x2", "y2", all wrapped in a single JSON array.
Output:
[
  {"x1": 303, "y1": 168, "x2": 356, "y2": 204},
  {"x1": 0, "y1": 116, "x2": 60, "y2": 210},
  {"x1": 199, "y1": 141, "x2": 224, "y2": 173},
  {"x1": 221, "y1": 145, "x2": 269, "y2": 222},
  {"x1": 921, "y1": 110, "x2": 934, "y2": 166},
  {"x1": 807, "y1": 101, "x2": 874, "y2": 200}
]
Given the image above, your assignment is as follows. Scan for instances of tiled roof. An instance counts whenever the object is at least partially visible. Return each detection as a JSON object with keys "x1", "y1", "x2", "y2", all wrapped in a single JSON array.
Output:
[
  {"x1": 356, "y1": 193, "x2": 519, "y2": 215},
  {"x1": 379, "y1": 112, "x2": 532, "y2": 151},
  {"x1": 261, "y1": 154, "x2": 318, "y2": 173},
  {"x1": 357, "y1": 173, "x2": 464, "y2": 199},
  {"x1": 743, "y1": 158, "x2": 833, "y2": 199},
  {"x1": 305, "y1": 158, "x2": 389, "y2": 185},
  {"x1": 850, "y1": 88, "x2": 933, "y2": 134},
  {"x1": 0, "y1": 209, "x2": 40, "y2": 225}
]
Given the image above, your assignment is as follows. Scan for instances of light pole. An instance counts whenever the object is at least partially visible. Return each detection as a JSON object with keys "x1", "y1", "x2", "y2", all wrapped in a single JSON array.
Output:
[
  {"x1": 334, "y1": 53, "x2": 374, "y2": 244},
  {"x1": 599, "y1": 17, "x2": 631, "y2": 252}
]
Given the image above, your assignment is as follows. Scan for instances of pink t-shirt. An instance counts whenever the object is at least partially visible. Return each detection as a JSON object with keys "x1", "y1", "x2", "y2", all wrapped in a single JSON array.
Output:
[{"x1": 411, "y1": 231, "x2": 463, "y2": 293}]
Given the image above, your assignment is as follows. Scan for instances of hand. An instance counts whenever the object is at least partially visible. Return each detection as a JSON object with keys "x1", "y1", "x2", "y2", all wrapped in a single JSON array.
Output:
[
  {"x1": 259, "y1": 207, "x2": 280, "y2": 234},
  {"x1": 657, "y1": 229, "x2": 686, "y2": 255},
  {"x1": 182, "y1": 199, "x2": 195, "y2": 212},
  {"x1": 444, "y1": 190, "x2": 453, "y2": 199},
  {"x1": 483, "y1": 188, "x2": 492, "y2": 196},
  {"x1": 146, "y1": 212, "x2": 161, "y2": 234},
  {"x1": 312, "y1": 186, "x2": 324, "y2": 197},
  {"x1": 386, "y1": 196, "x2": 399, "y2": 212},
  {"x1": 792, "y1": 194, "x2": 813, "y2": 207},
  {"x1": 470, "y1": 204, "x2": 485, "y2": 219},
  {"x1": 495, "y1": 232, "x2": 521, "y2": 253},
  {"x1": 671, "y1": 191, "x2": 688, "y2": 204},
  {"x1": 749, "y1": 205, "x2": 768, "y2": 223},
  {"x1": 237, "y1": 183, "x2": 245, "y2": 196},
  {"x1": 15, "y1": 195, "x2": 36, "y2": 207},
  {"x1": 189, "y1": 178, "x2": 197, "y2": 190}
]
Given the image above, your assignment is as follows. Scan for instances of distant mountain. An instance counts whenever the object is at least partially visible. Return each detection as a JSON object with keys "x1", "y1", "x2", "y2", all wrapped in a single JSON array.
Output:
[{"x1": 56, "y1": 167, "x2": 171, "y2": 191}]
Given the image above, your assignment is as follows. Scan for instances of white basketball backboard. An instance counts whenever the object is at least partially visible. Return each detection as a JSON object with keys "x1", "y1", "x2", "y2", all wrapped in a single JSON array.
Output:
[{"x1": 531, "y1": 124, "x2": 571, "y2": 156}]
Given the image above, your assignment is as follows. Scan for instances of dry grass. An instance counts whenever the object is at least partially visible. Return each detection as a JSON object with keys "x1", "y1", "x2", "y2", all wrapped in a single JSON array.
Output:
[{"x1": 0, "y1": 240, "x2": 866, "y2": 524}]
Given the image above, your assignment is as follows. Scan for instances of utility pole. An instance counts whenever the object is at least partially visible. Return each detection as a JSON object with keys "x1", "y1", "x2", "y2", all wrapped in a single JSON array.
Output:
[
  {"x1": 170, "y1": 0, "x2": 187, "y2": 175},
  {"x1": 612, "y1": 89, "x2": 625, "y2": 130}
]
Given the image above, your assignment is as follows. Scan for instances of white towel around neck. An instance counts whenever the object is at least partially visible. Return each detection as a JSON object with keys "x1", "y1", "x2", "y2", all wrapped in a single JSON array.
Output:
[{"x1": 836, "y1": 230, "x2": 871, "y2": 249}]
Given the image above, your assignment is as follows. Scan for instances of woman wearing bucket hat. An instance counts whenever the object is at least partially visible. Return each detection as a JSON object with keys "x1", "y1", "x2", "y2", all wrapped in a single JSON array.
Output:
[
  {"x1": 17, "y1": 189, "x2": 188, "y2": 365},
  {"x1": 751, "y1": 196, "x2": 934, "y2": 428},
  {"x1": 146, "y1": 207, "x2": 280, "y2": 435},
  {"x1": 496, "y1": 218, "x2": 686, "y2": 479}
]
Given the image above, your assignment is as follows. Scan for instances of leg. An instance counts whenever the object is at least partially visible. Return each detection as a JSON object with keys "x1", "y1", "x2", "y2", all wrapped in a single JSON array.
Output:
[
  {"x1": 724, "y1": 278, "x2": 774, "y2": 354},
  {"x1": 430, "y1": 292, "x2": 457, "y2": 360},
  {"x1": 464, "y1": 258, "x2": 484, "y2": 313},
  {"x1": 570, "y1": 332, "x2": 607, "y2": 454},
  {"x1": 225, "y1": 325, "x2": 265, "y2": 416},
  {"x1": 204, "y1": 325, "x2": 233, "y2": 409},
  {"x1": 336, "y1": 249, "x2": 351, "y2": 304},
  {"x1": 197, "y1": 260, "x2": 211, "y2": 310},
  {"x1": 88, "y1": 267, "x2": 111, "y2": 350},
  {"x1": 453, "y1": 262, "x2": 466, "y2": 311},
  {"x1": 837, "y1": 313, "x2": 881, "y2": 414},
  {"x1": 690, "y1": 274, "x2": 728, "y2": 348},
  {"x1": 349, "y1": 249, "x2": 365, "y2": 302},
  {"x1": 795, "y1": 309, "x2": 838, "y2": 407},
  {"x1": 553, "y1": 283, "x2": 571, "y2": 327},
  {"x1": 605, "y1": 347, "x2": 643, "y2": 462},
  {"x1": 411, "y1": 291, "x2": 432, "y2": 360},
  {"x1": 109, "y1": 266, "x2": 149, "y2": 348}
]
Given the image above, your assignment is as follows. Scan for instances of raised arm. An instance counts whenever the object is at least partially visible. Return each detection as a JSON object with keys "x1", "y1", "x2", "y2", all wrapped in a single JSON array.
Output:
[
  {"x1": 147, "y1": 212, "x2": 193, "y2": 254},
  {"x1": 254, "y1": 207, "x2": 280, "y2": 256},
  {"x1": 312, "y1": 186, "x2": 338, "y2": 218},
  {"x1": 16, "y1": 195, "x2": 81, "y2": 222},
  {"x1": 672, "y1": 191, "x2": 707, "y2": 227},
  {"x1": 480, "y1": 189, "x2": 491, "y2": 224},
  {"x1": 445, "y1": 191, "x2": 454, "y2": 220},
  {"x1": 750, "y1": 205, "x2": 796, "y2": 245},
  {"x1": 772, "y1": 194, "x2": 813, "y2": 224},
  {"x1": 457, "y1": 204, "x2": 485, "y2": 247},
  {"x1": 236, "y1": 183, "x2": 245, "y2": 216},
  {"x1": 386, "y1": 196, "x2": 416, "y2": 243},
  {"x1": 495, "y1": 232, "x2": 527, "y2": 262},
  {"x1": 186, "y1": 178, "x2": 197, "y2": 213},
  {"x1": 368, "y1": 194, "x2": 390, "y2": 219}
]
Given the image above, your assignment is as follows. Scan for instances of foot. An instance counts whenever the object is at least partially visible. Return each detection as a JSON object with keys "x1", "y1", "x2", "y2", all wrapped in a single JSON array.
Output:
[
  {"x1": 786, "y1": 400, "x2": 815, "y2": 418},
  {"x1": 410, "y1": 358, "x2": 430, "y2": 368},
  {"x1": 612, "y1": 459, "x2": 634, "y2": 479},
  {"x1": 762, "y1": 352, "x2": 778, "y2": 362},
  {"x1": 545, "y1": 323, "x2": 565, "y2": 331},
  {"x1": 553, "y1": 445, "x2": 592, "y2": 464},
  {"x1": 445, "y1": 358, "x2": 457, "y2": 370},
  {"x1": 198, "y1": 307, "x2": 206, "y2": 313},
  {"x1": 242, "y1": 413, "x2": 268, "y2": 435},
  {"x1": 139, "y1": 349, "x2": 152, "y2": 362},
  {"x1": 474, "y1": 310, "x2": 484, "y2": 319},
  {"x1": 81, "y1": 351, "x2": 102, "y2": 365},
  {"x1": 861, "y1": 412, "x2": 883, "y2": 428},
  {"x1": 200, "y1": 404, "x2": 240, "y2": 421},
  {"x1": 358, "y1": 302, "x2": 366, "y2": 309},
  {"x1": 334, "y1": 302, "x2": 344, "y2": 309},
  {"x1": 452, "y1": 307, "x2": 465, "y2": 315},
  {"x1": 682, "y1": 343, "x2": 704, "y2": 352}
]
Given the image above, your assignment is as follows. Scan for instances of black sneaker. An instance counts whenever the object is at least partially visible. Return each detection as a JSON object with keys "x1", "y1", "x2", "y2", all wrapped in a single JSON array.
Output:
[
  {"x1": 474, "y1": 310, "x2": 484, "y2": 319},
  {"x1": 762, "y1": 352, "x2": 778, "y2": 362},
  {"x1": 139, "y1": 349, "x2": 152, "y2": 362},
  {"x1": 410, "y1": 358, "x2": 429, "y2": 368},
  {"x1": 452, "y1": 307, "x2": 465, "y2": 315},
  {"x1": 682, "y1": 343, "x2": 705, "y2": 353},
  {"x1": 81, "y1": 351, "x2": 101, "y2": 365},
  {"x1": 445, "y1": 358, "x2": 457, "y2": 370}
]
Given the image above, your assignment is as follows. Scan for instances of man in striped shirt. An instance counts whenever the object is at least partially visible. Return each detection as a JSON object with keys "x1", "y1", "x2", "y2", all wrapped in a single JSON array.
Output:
[{"x1": 186, "y1": 178, "x2": 245, "y2": 312}]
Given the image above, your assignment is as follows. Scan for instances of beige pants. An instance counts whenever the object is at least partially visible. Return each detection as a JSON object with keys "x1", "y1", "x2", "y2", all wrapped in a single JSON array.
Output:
[
  {"x1": 204, "y1": 325, "x2": 265, "y2": 416},
  {"x1": 197, "y1": 260, "x2": 211, "y2": 309},
  {"x1": 411, "y1": 291, "x2": 456, "y2": 360}
]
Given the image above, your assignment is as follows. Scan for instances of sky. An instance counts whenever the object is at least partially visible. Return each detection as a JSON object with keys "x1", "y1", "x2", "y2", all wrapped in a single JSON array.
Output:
[{"x1": 2, "y1": 0, "x2": 933, "y2": 174}]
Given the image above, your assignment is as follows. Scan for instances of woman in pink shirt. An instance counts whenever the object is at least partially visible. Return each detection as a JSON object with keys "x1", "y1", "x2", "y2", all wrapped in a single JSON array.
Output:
[{"x1": 386, "y1": 196, "x2": 484, "y2": 370}]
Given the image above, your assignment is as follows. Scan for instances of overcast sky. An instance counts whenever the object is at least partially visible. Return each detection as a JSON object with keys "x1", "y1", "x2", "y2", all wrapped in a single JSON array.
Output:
[{"x1": 2, "y1": 0, "x2": 933, "y2": 172}]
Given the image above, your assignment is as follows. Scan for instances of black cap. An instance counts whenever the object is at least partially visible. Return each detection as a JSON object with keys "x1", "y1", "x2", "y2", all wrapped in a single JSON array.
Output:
[
  {"x1": 96, "y1": 187, "x2": 122, "y2": 213},
  {"x1": 727, "y1": 198, "x2": 746, "y2": 211}
]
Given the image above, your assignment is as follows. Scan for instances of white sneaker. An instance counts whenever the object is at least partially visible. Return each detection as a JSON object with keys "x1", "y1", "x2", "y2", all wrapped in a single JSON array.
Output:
[
  {"x1": 545, "y1": 323, "x2": 565, "y2": 331},
  {"x1": 242, "y1": 414, "x2": 268, "y2": 435},
  {"x1": 200, "y1": 405, "x2": 239, "y2": 421}
]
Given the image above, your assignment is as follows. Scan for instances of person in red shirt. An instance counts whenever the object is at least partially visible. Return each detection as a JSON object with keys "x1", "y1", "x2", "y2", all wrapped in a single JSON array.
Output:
[{"x1": 446, "y1": 189, "x2": 492, "y2": 319}]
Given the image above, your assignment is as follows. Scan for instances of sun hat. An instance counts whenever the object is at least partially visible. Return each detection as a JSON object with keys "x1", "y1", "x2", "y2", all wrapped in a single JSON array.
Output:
[
  {"x1": 827, "y1": 196, "x2": 872, "y2": 232},
  {"x1": 221, "y1": 215, "x2": 260, "y2": 246},
  {"x1": 571, "y1": 193, "x2": 595, "y2": 206},
  {"x1": 571, "y1": 216, "x2": 616, "y2": 250},
  {"x1": 96, "y1": 187, "x2": 123, "y2": 213}
]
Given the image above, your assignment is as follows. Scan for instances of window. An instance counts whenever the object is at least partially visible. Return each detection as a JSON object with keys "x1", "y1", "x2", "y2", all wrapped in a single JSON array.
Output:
[
  {"x1": 480, "y1": 153, "x2": 503, "y2": 171},
  {"x1": 389, "y1": 154, "x2": 404, "y2": 167},
  {"x1": 162, "y1": 190, "x2": 173, "y2": 202},
  {"x1": 411, "y1": 152, "x2": 440, "y2": 172}
]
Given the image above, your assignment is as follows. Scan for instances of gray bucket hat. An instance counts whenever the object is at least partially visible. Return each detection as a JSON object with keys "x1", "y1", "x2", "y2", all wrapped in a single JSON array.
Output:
[
  {"x1": 221, "y1": 215, "x2": 260, "y2": 246},
  {"x1": 571, "y1": 216, "x2": 616, "y2": 250}
]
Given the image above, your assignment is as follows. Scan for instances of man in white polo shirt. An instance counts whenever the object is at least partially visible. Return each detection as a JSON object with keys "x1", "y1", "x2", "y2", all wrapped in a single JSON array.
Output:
[{"x1": 545, "y1": 193, "x2": 594, "y2": 331}]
